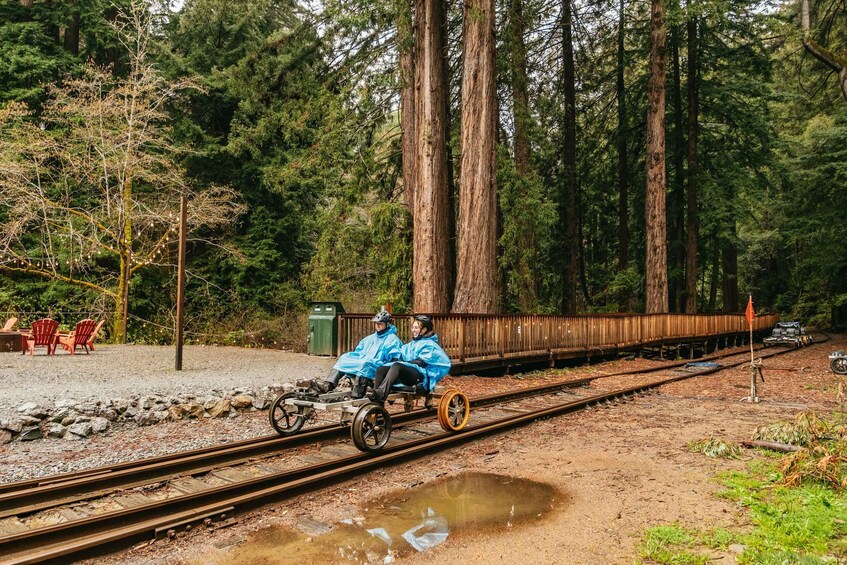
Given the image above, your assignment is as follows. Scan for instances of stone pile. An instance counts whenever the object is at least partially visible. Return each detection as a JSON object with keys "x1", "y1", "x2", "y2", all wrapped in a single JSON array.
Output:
[{"x1": 0, "y1": 383, "x2": 291, "y2": 444}]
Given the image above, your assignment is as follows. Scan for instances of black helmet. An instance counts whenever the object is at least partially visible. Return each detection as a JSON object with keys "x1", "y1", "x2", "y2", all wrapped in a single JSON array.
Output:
[
  {"x1": 412, "y1": 314, "x2": 433, "y2": 332},
  {"x1": 371, "y1": 311, "x2": 393, "y2": 325}
]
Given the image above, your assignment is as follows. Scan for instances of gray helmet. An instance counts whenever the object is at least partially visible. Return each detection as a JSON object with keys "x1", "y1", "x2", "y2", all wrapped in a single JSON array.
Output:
[
  {"x1": 371, "y1": 311, "x2": 393, "y2": 325},
  {"x1": 412, "y1": 314, "x2": 433, "y2": 332}
]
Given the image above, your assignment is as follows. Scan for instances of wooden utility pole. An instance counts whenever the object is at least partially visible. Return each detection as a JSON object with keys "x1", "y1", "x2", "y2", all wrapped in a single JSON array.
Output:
[{"x1": 175, "y1": 196, "x2": 187, "y2": 370}]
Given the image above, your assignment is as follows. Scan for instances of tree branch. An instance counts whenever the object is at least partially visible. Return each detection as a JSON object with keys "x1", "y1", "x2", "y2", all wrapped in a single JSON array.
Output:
[{"x1": 801, "y1": 0, "x2": 847, "y2": 100}]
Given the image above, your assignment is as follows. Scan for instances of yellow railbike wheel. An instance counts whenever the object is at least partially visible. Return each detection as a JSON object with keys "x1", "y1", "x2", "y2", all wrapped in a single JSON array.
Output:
[{"x1": 437, "y1": 389, "x2": 469, "y2": 432}]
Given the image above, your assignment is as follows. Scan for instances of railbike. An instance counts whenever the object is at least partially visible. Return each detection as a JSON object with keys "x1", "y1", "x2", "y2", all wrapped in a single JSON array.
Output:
[{"x1": 268, "y1": 377, "x2": 470, "y2": 453}]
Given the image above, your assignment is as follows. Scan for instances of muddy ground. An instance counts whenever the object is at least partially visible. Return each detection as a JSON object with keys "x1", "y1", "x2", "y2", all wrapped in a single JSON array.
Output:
[{"x1": 29, "y1": 335, "x2": 847, "y2": 564}]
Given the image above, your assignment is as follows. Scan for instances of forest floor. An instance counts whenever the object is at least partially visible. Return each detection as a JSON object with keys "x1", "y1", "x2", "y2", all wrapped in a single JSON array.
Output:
[{"x1": 4, "y1": 334, "x2": 846, "y2": 564}]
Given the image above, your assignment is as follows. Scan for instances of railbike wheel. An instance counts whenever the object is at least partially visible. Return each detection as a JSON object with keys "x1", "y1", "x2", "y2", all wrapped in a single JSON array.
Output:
[
  {"x1": 269, "y1": 393, "x2": 306, "y2": 436},
  {"x1": 437, "y1": 389, "x2": 469, "y2": 432},
  {"x1": 351, "y1": 403, "x2": 392, "y2": 452},
  {"x1": 832, "y1": 357, "x2": 847, "y2": 375}
]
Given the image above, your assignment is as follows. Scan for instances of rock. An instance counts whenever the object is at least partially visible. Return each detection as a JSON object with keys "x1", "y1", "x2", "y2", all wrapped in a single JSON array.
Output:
[
  {"x1": 154, "y1": 411, "x2": 171, "y2": 423},
  {"x1": 141, "y1": 397, "x2": 155, "y2": 410},
  {"x1": 51, "y1": 408, "x2": 71, "y2": 423},
  {"x1": 728, "y1": 544, "x2": 746, "y2": 554},
  {"x1": 46, "y1": 424, "x2": 66, "y2": 438},
  {"x1": 67, "y1": 422, "x2": 93, "y2": 438},
  {"x1": 61, "y1": 416, "x2": 77, "y2": 426},
  {"x1": 91, "y1": 417, "x2": 110, "y2": 433},
  {"x1": 101, "y1": 409, "x2": 118, "y2": 422},
  {"x1": 16, "y1": 402, "x2": 38, "y2": 413},
  {"x1": 19, "y1": 426, "x2": 43, "y2": 441},
  {"x1": 54, "y1": 398, "x2": 77, "y2": 409},
  {"x1": 75, "y1": 415, "x2": 91, "y2": 423},
  {"x1": 0, "y1": 430, "x2": 12, "y2": 444},
  {"x1": 208, "y1": 399, "x2": 231, "y2": 418},
  {"x1": 252, "y1": 397, "x2": 268, "y2": 410},
  {"x1": 185, "y1": 402, "x2": 205, "y2": 419},
  {"x1": 112, "y1": 399, "x2": 131, "y2": 414},
  {"x1": 135, "y1": 411, "x2": 158, "y2": 426},
  {"x1": 77, "y1": 402, "x2": 98, "y2": 416},
  {"x1": 231, "y1": 395, "x2": 254, "y2": 410},
  {"x1": 0, "y1": 419, "x2": 24, "y2": 433},
  {"x1": 153, "y1": 402, "x2": 168, "y2": 413},
  {"x1": 123, "y1": 407, "x2": 138, "y2": 419},
  {"x1": 168, "y1": 404, "x2": 188, "y2": 420},
  {"x1": 24, "y1": 407, "x2": 50, "y2": 420},
  {"x1": 203, "y1": 397, "x2": 220, "y2": 411},
  {"x1": 19, "y1": 415, "x2": 42, "y2": 426}
]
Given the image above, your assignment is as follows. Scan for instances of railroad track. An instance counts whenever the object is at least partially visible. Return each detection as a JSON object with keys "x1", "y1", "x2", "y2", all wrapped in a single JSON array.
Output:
[{"x1": 0, "y1": 340, "x2": 823, "y2": 565}]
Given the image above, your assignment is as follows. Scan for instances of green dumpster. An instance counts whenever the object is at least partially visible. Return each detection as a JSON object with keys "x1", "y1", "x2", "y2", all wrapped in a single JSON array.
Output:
[{"x1": 307, "y1": 302, "x2": 345, "y2": 356}]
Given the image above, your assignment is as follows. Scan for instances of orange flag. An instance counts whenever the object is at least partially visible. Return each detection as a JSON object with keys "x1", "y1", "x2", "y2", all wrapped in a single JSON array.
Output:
[{"x1": 745, "y1": 295, "x2": 755, "y2": 327}]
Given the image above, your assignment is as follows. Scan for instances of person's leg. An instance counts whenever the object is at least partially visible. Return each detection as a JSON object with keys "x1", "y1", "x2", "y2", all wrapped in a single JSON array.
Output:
[
  {"x1": 372, "y1": 363, "x2": 421, "y2": 403},
  {"x1": 323, "y1": 369, "x2": 345, "y2": 390}
]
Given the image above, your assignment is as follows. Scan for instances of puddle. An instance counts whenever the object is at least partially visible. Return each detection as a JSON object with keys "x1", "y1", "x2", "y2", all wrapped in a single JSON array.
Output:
[{"x1": 206, "y1": 472, "x2": 558, "y2": 564}]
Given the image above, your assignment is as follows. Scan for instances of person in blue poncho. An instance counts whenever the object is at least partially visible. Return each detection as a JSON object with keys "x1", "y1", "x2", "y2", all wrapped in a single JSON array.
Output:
[
  {"x1": 371, "y1": 314, "x2": 452, "y2": 403},
  {"x1": 303, "y1": 311, "x2": 402, "y2": 398}
]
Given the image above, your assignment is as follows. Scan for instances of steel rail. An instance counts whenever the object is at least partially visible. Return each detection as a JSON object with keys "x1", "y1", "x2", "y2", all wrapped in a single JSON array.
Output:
[
  {"x1": 0, "y1": 339, "x2": 821, "y2": 565},
  {"x1": 0, "y1": 344, "x2": 767, "y2": 517}
]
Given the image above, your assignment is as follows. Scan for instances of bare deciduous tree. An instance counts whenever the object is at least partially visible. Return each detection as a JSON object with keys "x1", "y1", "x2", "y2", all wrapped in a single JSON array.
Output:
[{"x1": 0, "y1": 2, "x2": 242, "y2": 342}]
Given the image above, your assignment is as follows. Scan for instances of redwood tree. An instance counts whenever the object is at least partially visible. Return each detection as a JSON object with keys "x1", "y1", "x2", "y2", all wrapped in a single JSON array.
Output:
[
  {"x1": 412, "y1": 0, "x2": 451, "y2": 312},
  {"x1": 644, "y1": 0, "x2": 669, "y2": 313},
  {"x1": 684, "y1": 15, "x2": 700, "y2": 313},
  {"x1": 561, "y1": 0, "x2": 578, "y2": 314},
  {"x1": 453, "y1": 0, "x2": 498, "y2": 313}
]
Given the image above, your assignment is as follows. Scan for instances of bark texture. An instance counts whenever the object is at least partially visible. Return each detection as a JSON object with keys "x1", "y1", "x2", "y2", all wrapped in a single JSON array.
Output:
[
  {"x1": 644, "y1": 0, "x2": 668, "y2": 314},
  {"x1": 453, "y1": 0, "x2": 498, "y2": 313},
  {"x1": 616, "y1": 0, "x2": 629, "y2": 271},
  {"x1": 561, "y1": 0, "x2": 578, "y2": 314},
  {"x1": 669, "y1": 22, "x2": 685, "y2": 313},
  {"x1": 413, "y1": 0, "x2": 451, "y2": 313},
  {"x1": 684, "y1": 16, "x2": 700, "y2": 313}
]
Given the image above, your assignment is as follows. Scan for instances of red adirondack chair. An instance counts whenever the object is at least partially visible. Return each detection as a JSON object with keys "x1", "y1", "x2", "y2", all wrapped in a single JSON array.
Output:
[
  {"x1": 58, "y1": 319, "x2": 97, "y2": 355},
  {"x1": 22, "y1": 318, "x2": 59, "y2": 355},
  {"x1": 86, "y1": 320, "x2": 105, "y2": 351},
  {"x1": 2, "y1": 317, "x2": 17, "y2": 332}
]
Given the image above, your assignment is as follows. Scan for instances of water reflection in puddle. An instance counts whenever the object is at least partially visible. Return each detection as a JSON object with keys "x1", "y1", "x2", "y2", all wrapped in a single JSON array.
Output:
[{"x1": 208, "y1": 472, "x2": 558, "y2": 564}]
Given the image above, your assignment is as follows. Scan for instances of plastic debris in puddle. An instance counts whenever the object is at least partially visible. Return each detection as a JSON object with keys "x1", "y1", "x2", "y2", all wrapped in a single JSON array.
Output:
[{"x1": 204, "y1": 472, "x2": 558, "y2": 564}]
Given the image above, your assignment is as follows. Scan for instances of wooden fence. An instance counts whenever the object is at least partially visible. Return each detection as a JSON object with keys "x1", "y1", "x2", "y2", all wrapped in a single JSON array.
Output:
[{"x1": 337, "y1": 312, "x2": 779, "y2": 374}]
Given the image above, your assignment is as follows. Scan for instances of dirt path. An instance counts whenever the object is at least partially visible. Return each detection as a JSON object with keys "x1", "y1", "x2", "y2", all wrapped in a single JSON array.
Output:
[{"x1": 57, "y1": 334, "x2": 847, "y2": 564}]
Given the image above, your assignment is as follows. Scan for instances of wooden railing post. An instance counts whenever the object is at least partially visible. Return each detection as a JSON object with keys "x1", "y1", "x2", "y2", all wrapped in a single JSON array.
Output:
[{"x1": 459, "y1": 317, "x2": 466, "y2": 363}]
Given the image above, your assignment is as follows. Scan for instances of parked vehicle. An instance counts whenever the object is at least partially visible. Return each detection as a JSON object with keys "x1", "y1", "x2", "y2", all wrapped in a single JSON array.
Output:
[{"x1": 762, "y1": 321, "x2": 811, "y2": 348}]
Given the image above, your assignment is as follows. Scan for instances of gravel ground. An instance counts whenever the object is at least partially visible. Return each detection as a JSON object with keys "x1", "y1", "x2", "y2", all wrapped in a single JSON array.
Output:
[{"x1": 0, "y1": 345, "x2": 335, "y2": 419}]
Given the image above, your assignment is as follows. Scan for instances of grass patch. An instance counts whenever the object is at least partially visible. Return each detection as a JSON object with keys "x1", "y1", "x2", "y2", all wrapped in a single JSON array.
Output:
[{"x1": 640, "y1": 413, "x2": 847, "y2": 564}]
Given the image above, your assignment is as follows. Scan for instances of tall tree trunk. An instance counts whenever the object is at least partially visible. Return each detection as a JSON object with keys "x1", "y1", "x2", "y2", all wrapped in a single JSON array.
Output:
[
  {"x1": 454, "y1": 0, "x2": 498, "y2": 313},
  {"x1": 644, "y1": 0, "x2": 668, "y2": 314},
  {"x1": 399, "y1": 0, "x2": 416, "y2": 213},
  {"x1": 616, "y1": 0, "x2": 629, "y2": 271},
  {"x1": 413, "y1": 0, "x2": 451, "y2": 312},
  {"x1": 507, "y1": 0, "x2": 539, "y2": 310},
  {"x1": 722, "y1": 223, "x2": 739, "y2": 313},
  {"x1": 561, "y1": 0, "x2": 578, "y2": 314},
  {"x1": 684, "y1": 16, "x2": 700, "y2": 313},
  {"x1": 64, "y1": 2, "x2": 80, "y2": 55},
  {"x1": 800, "y1": 0, "x2": 847, "y2": 100},
  {"x1": 668, "y1": 21, "x2": 685, "y2": 313},
  {"x1": 511, "y1": 0, "x2": 530, "y2": 174}
]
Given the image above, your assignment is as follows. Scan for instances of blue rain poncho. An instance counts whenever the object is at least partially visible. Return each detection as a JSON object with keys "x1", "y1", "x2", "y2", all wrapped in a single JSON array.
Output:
[
  {"x1": 334, "y1": 324, "x2": 402, "y2": 380},
  {"x1": 396, "y1": 334, "x2": 452, "y2": 392}
]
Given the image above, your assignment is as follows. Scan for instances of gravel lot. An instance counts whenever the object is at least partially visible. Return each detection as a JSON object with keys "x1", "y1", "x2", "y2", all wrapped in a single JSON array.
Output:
[{"x1": 0, "y1": 345, "x2": 335, "y2": 419}]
